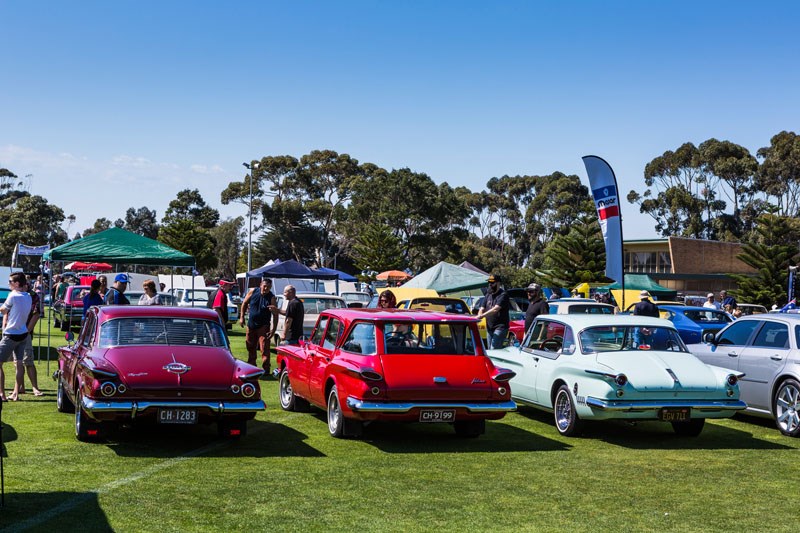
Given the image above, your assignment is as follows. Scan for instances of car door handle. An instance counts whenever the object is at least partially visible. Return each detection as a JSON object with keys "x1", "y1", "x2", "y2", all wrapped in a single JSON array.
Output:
[
  {"x1": 727, "y1": 352, "x2": 738, "y2": 357},
  {"x1": 770, "y1": 354, "x2": 783, "y2": 361}
]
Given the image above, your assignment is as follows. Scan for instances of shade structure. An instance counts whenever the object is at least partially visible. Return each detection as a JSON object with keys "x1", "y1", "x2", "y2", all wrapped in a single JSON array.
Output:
[
  {"x1": 313, "y1": 267, "x2": 358, "y2": 282},
  {"x1": 602, "y1": 274, "x2": 677, "y2": 301},
  {"x1": 247, "y1": 259, "x2": 337, "y2": 280},
  {"x1": 65, "y1": 261, "x2": 113, "y2": 272},
  {"x1": 376, "y1": 270, "x2": 412, "y2": 282},
  {"x1": 401, "y1": 261, "x2": 488, "y2": 293},
  {"x1": 44, "y1": 227, "x2": 194, "y2": 267}
]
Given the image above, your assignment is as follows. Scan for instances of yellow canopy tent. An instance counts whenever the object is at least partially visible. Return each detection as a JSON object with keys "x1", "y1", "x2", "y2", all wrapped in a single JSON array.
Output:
[{"x1": 610, "y1": 289, "x2": 642, "y2": 312}]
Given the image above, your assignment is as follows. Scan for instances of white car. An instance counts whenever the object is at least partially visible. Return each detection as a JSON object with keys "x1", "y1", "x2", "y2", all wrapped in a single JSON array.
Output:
[
  {"x1": 272, "y1": 292, "x2": 346, "y2": 344},
  {"x1": 171, "y1": 287, "x2": 239, "y2": 329},
  {"x1": 548, "y1": 298, "x2": 615, "y2": 315},
  {"x1": 687, "y1": 314, "x2": 800, "y2": 437}
]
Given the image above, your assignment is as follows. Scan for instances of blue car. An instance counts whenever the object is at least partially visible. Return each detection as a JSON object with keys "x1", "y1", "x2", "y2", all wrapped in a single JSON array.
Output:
[{"x1": 658, "y1": 305, "x2": 733, "y2": 344}]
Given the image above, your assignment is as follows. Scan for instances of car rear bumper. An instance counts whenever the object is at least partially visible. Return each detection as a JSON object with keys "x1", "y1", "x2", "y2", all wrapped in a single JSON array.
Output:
[
  {"x1": 586, "y1": 397, "x2": 747, "y2": 412},
  {"x1": 81, "y1": 397, "x2": 266, "y2": 418},
  {"x1": 346, "y1": 396, "x2": 517, "y2": 413}
]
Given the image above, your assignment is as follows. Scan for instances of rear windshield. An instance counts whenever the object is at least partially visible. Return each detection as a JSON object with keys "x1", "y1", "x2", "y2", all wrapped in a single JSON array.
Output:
[
  {"x1": 99, "y1": 317, "x2": 227, "y2": 348},
  {"x1": 566, "y1": 304, "x2": 613, "y2": 315},
  {"x1": 383, "y1": 321, "x2": 478, "y2": 355},
  {"x1": 69, "y1": 287, "x2": 89, "y2": 301}
]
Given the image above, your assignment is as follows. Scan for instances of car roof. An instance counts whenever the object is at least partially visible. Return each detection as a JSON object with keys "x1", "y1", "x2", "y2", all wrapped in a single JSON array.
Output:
[
  {"x1": 538, "y1": 314, "x2": 675, "y2": 328},
  {"x1": 97, "y1": 305, "x2": 219, "y2": 321},
  {"x1": 660, "y1": 305, "x2": 725, "y2": 312},
  {"x1": 295, "y1": 293, "x2": 344, "y2": 299},
  {"x1": 321, "y1": 308, "x2": 478, "y2": 322}
]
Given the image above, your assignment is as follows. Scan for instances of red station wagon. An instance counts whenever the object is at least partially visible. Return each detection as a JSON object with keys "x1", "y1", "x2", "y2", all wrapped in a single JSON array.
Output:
[
  {"x1": 55, "y1": 305, "x2": 266, "y2": 441},
  {"x1": 276, "y1": 308, "x2": 517, "y2": 438}
]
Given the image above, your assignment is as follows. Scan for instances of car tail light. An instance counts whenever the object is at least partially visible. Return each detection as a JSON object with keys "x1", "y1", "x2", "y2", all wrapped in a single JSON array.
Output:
[
  {"x1": 230, "y1": 384, "x2": 241, "y2": 394},
  {"x1": 100, "y1": 382, "x2": 117, "y2": 397},
  {"x1": 726, "y1": 374, "x2": 738, "y2": 386},
  {"x1": 493, "y1": 370, "x2": 516, "y2": 382},
  {"x1": 371, "y1": 387, "x2": 381, "y2": 396},
  {"x1": 117, "y1": 384, "x2": 127, "y2": 394},
  {"x1": 359, "y1": 368, "x2": 383, "y2": 381},
  {"x1": 241, "y1": 383, "x2": 257, "y2": 398},
  {"x1": 614, "y1": 374, "x2": 628, "y2": 387},
  {"x1": 498, "y1": 387, "x2": 507, "y2": 396}
]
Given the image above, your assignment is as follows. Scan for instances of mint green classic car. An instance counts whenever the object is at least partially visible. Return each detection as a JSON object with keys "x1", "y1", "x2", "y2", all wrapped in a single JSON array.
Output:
[{"x1": 487, "y1": 314, "x2": 747, "y2": 437}]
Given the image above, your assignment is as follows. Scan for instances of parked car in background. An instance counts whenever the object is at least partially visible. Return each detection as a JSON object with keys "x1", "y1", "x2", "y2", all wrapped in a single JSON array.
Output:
[
  {"x1": 738, "y1": 303, "x2": 768, "y2": 316},
  {"x1": 658, "y1": 305, "x2": 733, "y2": 345},
  {"x1": 687, "y1": 314, "x2": 800, "y2": 437},
  {"x1": 340, "y1": 291, "x2": 372, "y2": 308},
  {"x1": 397, "y1": 296, "x2": 488, "y2": 339},
  {"x1": 276, "y1": 308, "x2": 516, "y2": 438},
  {"x1": 171, "y1": 287, "x2": 239, "y2": 329},
  {"x1": 272, "y1": 292, "x2": 346, "y2": 345},
  {"x1": 488, "y1": 314, "x2": 745, "y2": 437},
  {"x1": 55, "y1": 305, "x2": 266, "y2": 441},
  {"x1": 125, "y1": 291, "x2": 177, "y2": 306},
  {"x1": 509, "y1": 298, "x2": 615, "y2": 343},
  {"x1": 625, "y1": 300, "x2": 686, "y2": 312},
  {"x1": 53, "y1": 285, "x2": 91, "y2": 330}
]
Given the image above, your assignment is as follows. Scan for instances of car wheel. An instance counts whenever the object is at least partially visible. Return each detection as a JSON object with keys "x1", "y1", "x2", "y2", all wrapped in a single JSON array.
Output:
[
  {"x1": 279, "y1": 368, "x2": 308, "y2": 412},
  {"x1": 774, "y1": 378, "x2": 800, "y2": 437},
  {"x1": 553, "y1": 385, "x2": 584, "y2": 437},
  {"x1": 57, "y1": 376, "x2": 75, "y2": 413},
  {"x1": 671, "y1": 419, "x2": 705, "y2": 437},
  {"x1": 75, "y1": 391, "x2": 101, "y2": 442},
  {"x1": 327, "y1": 385, "x2": 345, "y2": 438},
  {"x1": 218, "y1": 419, "x2": 247, "y2": 439},
  {"x1": 454, "y1": 419, "x2": 485, "y2": 438}
]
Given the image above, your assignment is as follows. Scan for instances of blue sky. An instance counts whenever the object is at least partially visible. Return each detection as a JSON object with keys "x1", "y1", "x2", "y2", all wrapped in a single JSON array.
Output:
[{"x1": 2, "y1": 1, "x2": 799, "y2": 241}]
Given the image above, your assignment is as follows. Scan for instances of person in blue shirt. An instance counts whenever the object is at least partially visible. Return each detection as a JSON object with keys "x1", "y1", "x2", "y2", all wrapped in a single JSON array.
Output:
[{"x1": 83, "y1": 279, "x2": 105, "y2": 317}]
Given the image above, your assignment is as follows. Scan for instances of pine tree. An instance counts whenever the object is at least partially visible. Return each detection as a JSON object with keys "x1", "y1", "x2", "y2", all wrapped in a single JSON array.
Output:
[
  {"x1": 351, "y1": 223, "x2": 406, "y2": 275},
  {"x1": 539, "y1": 217, "x2": 607, "y2": 288}
]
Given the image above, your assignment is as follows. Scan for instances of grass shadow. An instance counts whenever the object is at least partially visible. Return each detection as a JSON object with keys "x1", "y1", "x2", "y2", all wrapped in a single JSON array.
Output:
[
  {"x1": 103, "y1": 419, "x2": 324, "y2": 458},
  {"x1": 1, "y1": 420, "x2": 18, "y2": 458},
  {"x1": 306, "y1": 411, "x2": 569, "y2": 453},
  {"x1": 0, "y1": 491, "x2": 112, "y2": 532}
]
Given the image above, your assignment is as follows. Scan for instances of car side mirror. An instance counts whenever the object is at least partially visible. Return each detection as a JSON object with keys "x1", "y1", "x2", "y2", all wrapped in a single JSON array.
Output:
[{"x1": 703, "y1": 332, "x2": 717, "y2": 344}]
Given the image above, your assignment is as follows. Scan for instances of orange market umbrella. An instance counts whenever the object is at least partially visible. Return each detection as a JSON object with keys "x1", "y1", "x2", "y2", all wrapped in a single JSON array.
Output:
[{"x1": 376, "y1": 270, "x2": 412, "y2": 282}]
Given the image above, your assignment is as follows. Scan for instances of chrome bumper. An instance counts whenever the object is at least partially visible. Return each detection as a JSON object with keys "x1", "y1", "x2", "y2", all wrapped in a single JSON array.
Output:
[
  {"x1": 81, "y1": 396, "x2": 266, "y2": 417},
  {"x1": 586, "y1": 397, "x2": 747, "y2": 412},
  {"x1": 346, "y1": 396, "x2": 516, "y2": 413}
]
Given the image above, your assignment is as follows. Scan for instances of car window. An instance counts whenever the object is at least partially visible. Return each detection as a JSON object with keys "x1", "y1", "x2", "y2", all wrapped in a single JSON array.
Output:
[
  {"x1": 342, "y1": 322, "x2": 377, "y2": 354},
  {"x1": 98, "y1": 318, "x2": 227, "y2": 347},
  {"x1": 323, "y1": 318, "x2": 343, "y2": 350},
  {"x1": 523, "y1": 321, "x2": 568, "y2": 353},
  {"x1": 410, "y1": 298, "x2": 470, "y2": 314},
  {"x1": 383, "y1": 322, "x2": 477, "y2": 355},
  {"x1": 69, "y1": 287, "x2": 88, "y2": 302},
  {"x1": 716, "y1": 320, "x2": 760, "y2": 346},
  {"x1": 301, "y1": 297, "x2": 346, "y2": 314},
  {"x1": 309, "y1": 316, "x2": 328, "y2": 346},
  {"x1": 752, "y1": 322, "x2": 789, "y2": 349},
  {"x1": 81, "y1": 313, "x2": 96, "y2": 347},
  {"x1": 566, "y1": 304, "x2": 613, "y2": 314},
  {"x1": 579, "y1": 325, "x2": 687, "y2": 353},
  {"x1": 684, "y1": 309, "x2": 732, "y2": 323}
]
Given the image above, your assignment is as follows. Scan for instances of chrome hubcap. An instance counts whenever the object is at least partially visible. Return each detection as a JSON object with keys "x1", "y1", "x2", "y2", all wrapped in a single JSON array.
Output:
[
  {"x1": 328, "y1": 392, "x2": 340, "y2": 433},
  {"x1": 279, "y1": 372, "x2": 292, "y2": 407},
  {"x1": 776, "y1": 383, "x2": 800, "y2": 433},
  {"x1": 555, "y1": 391, "x2": 572, "y2": 431}
]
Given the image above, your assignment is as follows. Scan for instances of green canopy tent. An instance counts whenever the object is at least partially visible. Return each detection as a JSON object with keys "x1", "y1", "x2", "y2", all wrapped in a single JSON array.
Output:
[
  {"x1": 43, "y1": 227, "x2": 194, "y2": 266},
  {"x1": 401, "y1": 261, "x2": 489, "y2": 294},
  {"x1": 600, "y1": 274, "x2": 678, "y2": 301}
]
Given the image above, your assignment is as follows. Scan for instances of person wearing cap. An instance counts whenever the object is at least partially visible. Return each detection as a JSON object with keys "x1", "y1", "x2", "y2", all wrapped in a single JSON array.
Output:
[
  {"x1": 632, "y1": 290, "x2": 659, "y2": 318},
  {"x1": 524, "y1": 283, "x2": 549, "y2": 336},
  {"x1": 720, "y1": 290, "x2": 737, "y2": 312},
  {"x1": 103, "y1": 273, "x2": 130, "y2": 305},
  {"x1": 476, "y1": 274, "x2": 511, "y2": 349},
  {"x1": 212, "y1": 280, "x2": 235, "y2": 327},
  {"x1": 239, "y1": 276, "x2": 279, "y2": 374},
  {"x1": 703, "y1": 293, "x2": 721, "y2": 310}
]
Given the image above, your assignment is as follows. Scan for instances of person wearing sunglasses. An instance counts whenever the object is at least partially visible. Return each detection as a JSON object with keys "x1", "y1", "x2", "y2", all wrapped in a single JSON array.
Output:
[
  {"x1": 377, "y1": 290, "x2": 397, "y2": 309},
  {"x1": 476, "y1": 274, "x2": 510, "y2": 349},
  {"x1": 0, "y1": 272, "x2": 33, "y2": 401}
]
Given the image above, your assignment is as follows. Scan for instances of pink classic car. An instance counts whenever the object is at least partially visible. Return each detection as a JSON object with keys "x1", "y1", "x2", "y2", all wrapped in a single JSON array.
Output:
[
  {"x1": 55, "y1": 305, "x2": 266, "y2": 441},
  {"x1": 276, "y1": 308, "x2": 517, "y2": 439}
]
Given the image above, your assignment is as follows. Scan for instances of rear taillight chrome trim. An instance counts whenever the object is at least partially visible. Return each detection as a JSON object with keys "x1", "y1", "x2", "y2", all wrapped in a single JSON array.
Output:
[
  {"x1": 493, "y1": 370, "x2": 516, "y2": 382},
  {"x1": 359, "y1": 367, "x2": 383, "y2": 381},
  {"x1": 241, "y1": 383, "x2": 257, "y2": 398},
  {"x1": 100, "y1": 382, "x2": 117, "y2": 397}
]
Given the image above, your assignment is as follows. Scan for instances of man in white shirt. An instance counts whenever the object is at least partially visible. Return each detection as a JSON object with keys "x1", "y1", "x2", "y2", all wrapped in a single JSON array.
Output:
[
  {"x1": 703, "y1": 293, "x2": 721, "y2": 310},
  {"x1": 1, "y1": 272, "x2": 33, "y2": 401}
]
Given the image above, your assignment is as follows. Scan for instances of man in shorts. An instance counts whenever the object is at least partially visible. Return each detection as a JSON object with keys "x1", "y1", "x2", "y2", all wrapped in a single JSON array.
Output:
[{"x1": 1, "y1": 272, "x2": 33, "y2": 401}]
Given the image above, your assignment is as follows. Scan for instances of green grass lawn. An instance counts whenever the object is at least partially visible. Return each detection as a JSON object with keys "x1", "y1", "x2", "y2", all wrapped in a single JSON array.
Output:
[{"x1": 2, "y1": 313, "x2": 799, "y2": 532}]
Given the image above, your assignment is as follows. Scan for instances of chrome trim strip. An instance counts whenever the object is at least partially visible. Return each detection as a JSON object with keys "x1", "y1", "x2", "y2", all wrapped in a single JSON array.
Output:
[
  {"x1": 585, "y1": 369, "x2": 617, "y2": 379},
  {"x1": 241, "y1": 369, "x2": 265, "y2": 380},
  {"x1": 585, "y1": 397, "x2": 747, "y2": 411},
  {"x1": 81, "y1": 397, "x2": 266, "y2": 415},
  {"x1": 346, "y1": 396, "x2": 517, "y2": 413}
]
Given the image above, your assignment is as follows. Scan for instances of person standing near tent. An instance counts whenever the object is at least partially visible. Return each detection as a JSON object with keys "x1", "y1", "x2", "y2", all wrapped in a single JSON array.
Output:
[
  {"x1": 83, "y1": 279, "x2": 105, "y2": 317},
  {"x1": 633, "y1": 291, "x2": 659, "y2": 317},
  {"x1": 104, "y1": 274, "x2": 130, "y2": 305},
  {"x1": 0, "y1": 272, "x2": 32, "y2": 401},
  {"x1": 240, "y1": 276, "x2": 278, "y2": 374},
  {"x1": 476, "y1": 274, "x2": 510, "y2": 349}
]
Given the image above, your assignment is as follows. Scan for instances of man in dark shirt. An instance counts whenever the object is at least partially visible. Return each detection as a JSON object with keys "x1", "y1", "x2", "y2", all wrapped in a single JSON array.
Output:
[
  {"x1": 633, "y1": 291, "x2": 659, "y2": 317},
  {"x1": 103, "y1": 273, "x2": 131, "y2": 305},
  {"x1": 279, "y1": 285, "x2": 305, "y2": 345},
  {"x1": 240, "y1": 276, "x2": 278, "y2": 372},
  {"x1": 720, "y1": 290, "x2": 738, "y2": 312},
  {"x1": 477, "y1": 274, "x2": 511, "y2": 349},
  {"x1": 524, "y1": 283, "x2": 549, "y2": 337}
]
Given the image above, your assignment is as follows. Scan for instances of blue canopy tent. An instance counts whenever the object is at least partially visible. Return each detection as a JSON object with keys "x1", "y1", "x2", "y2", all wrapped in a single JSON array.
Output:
[
  {"x1": 313, "y1": 267, "x2": 358, "y2": 294},
  {"x1": 246, "y1": 260, "x2": 338, "y2": 294}
]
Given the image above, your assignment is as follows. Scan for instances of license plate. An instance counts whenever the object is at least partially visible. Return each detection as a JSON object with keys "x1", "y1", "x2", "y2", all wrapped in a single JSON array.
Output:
[
  {"x1": 659, "y1": 407, "x2": 690, "y2": 422},
  {"x1": 158, "y1": 408, "x2": 198, "y2": 424},
  {"x1": 419, "y1": 409, "x2": 456, "y2": 423}
]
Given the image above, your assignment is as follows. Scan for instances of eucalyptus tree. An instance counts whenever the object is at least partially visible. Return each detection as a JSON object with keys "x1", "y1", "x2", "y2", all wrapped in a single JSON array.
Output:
[
  {"x1": 757, "y1": 130, "x2": 800, "y2": 218},
  {"x1": 159, "y1": 189, "x2": 219, "y2": 271},
  {"x1": 124, "y1": 206, "x2": 159, "y2": 239}
]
